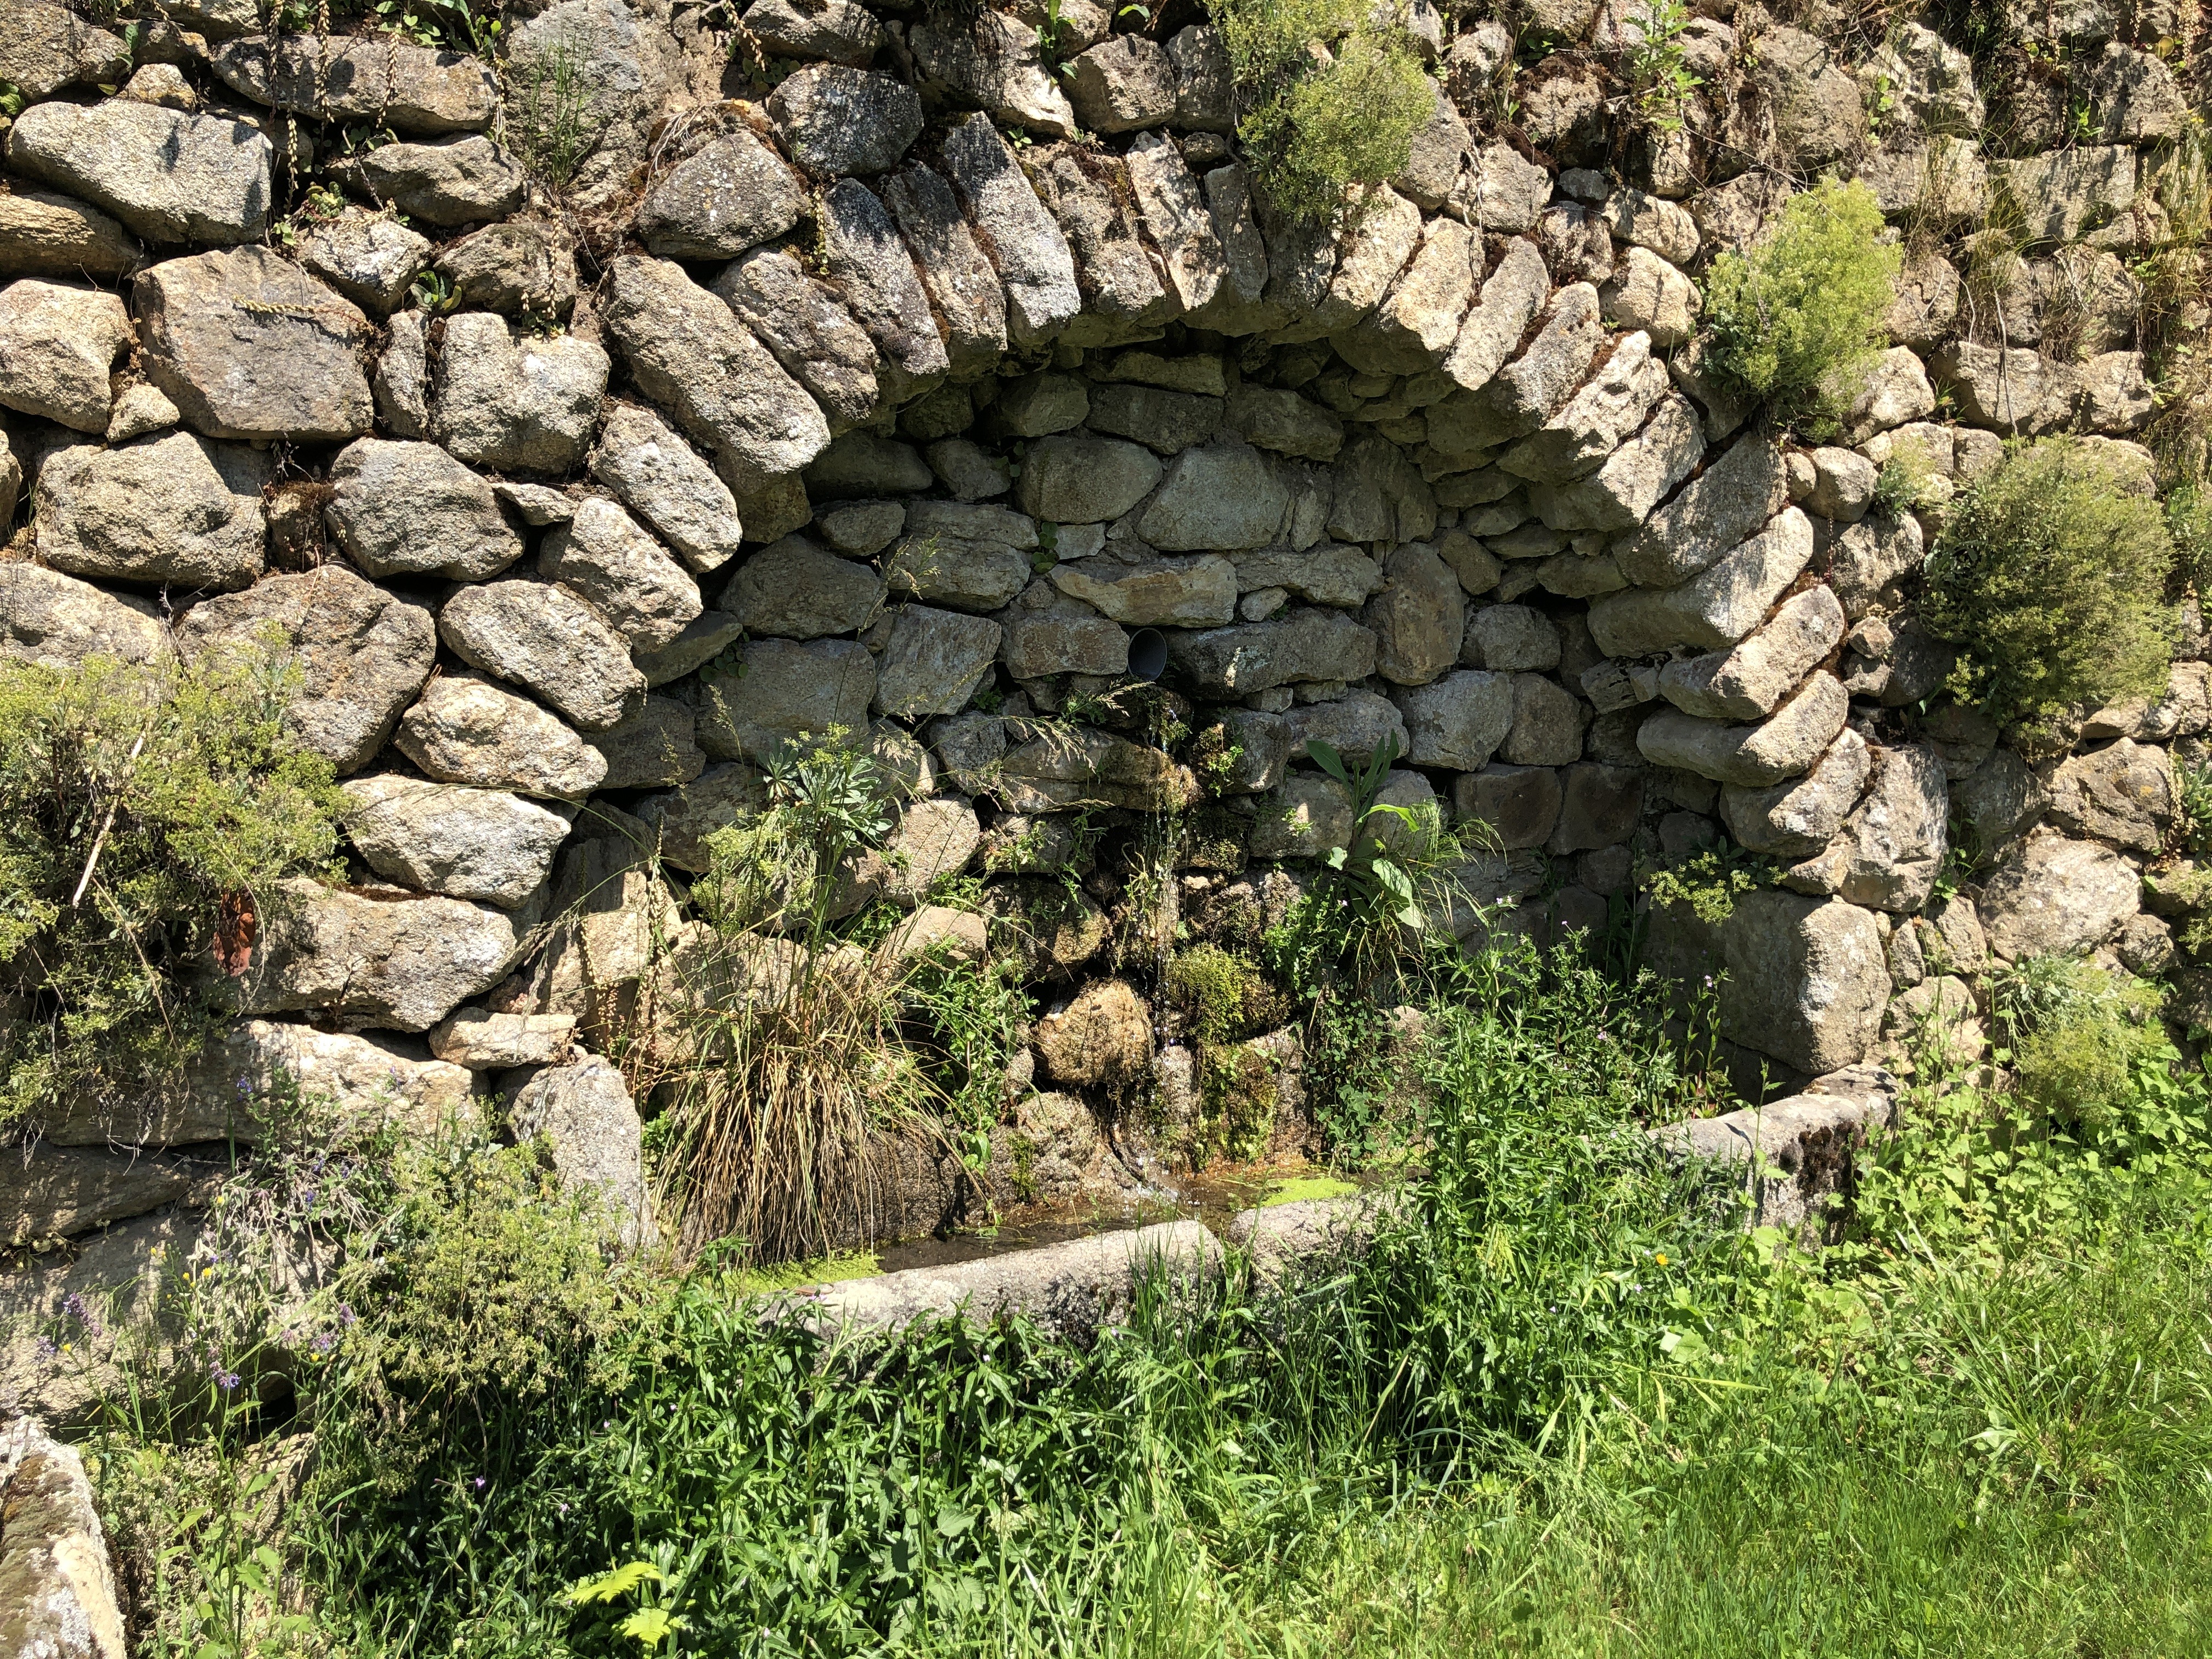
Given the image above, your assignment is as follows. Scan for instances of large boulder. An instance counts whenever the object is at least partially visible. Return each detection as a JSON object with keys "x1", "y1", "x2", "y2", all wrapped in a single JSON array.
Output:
[
  {"x1": 1658, "y1": 585, "x2": 1846, "y2": 720},
  {"x1": 1977, "y1": 834, "x2": 2139, "y2": 960},
  {"x1": 938, "y1": 113, "x2": 1081, "y2": 347},
  {"x1": 136, "y1": 247, "x2": 373, "y2": 442},
  {"x1": 340, "y1": 775, "x2": 572, "y2": 909},
  {"x1": 324, "y1": 437, "x2": 523, "y2": 580},
  {"x1": 537, "y1": 497, "x2": 704, "y2": 652},
  {"x1": 298, "y1": 208, "x2": 434, "y2": 314},
  {"x1": 1166, "y1": 608, "x2": 1379, "y2": 697},
  {"x1": 506, "y1": 1056, "x2": 647, "y2": 1243},
  {"x1": 635, "y1": 126, "x2": 808, "y2": 261},
  {"x1": 724, "y1": 535, "x2": 887, "y2": 638},
  {"x1": 873, "y1": 605, "x2": 1002, "y2": 718},
  {"x1": 0, "y1": 1418, "x2": 126, "y2": 1659},
  {"x1": 693, "y1": 637, "x2": 877, "y2": 763},
  {"x1": 819, "y1": 178, "x2": 950, "y2": 400},
  {"x1": 601, "y1": 254, "x2": 832, "y2": 484},
  {"x1": 432, "y1": 312, "x2": 610, "y2": 474},
  {"x1": 176, "y1": 566, "x2": 437, "y2": 775},
  {"x1": 1722, "y1": 891, "x2": 1889, "y2": 1074},
  {"x1": 35, "y1": 432, "x2": 268, "y2": 591},
  {"x1": 503, "y1": 0, "x2": 692, "y2": 207},
  {"x1": 240, "y1": 879, "x2": 527, "y2": 1032},
  {"x1": 1361, "y1": 543, "x2": 1465, "y2": 685},
  {"x1": 1387, "y1": 667, "x2": 1508, "y2": 771},
  {"x1": 881, "y1": 161, "x2": 1010, "y2": 378},
  {"x1": 437, "y1": 580, "x2": 645, "y2": 732},
  {"x1": 1019, "y1": 434, "x2": 1164, "y2": 524},
  {"x1": 1637, "y1": 673, "x2": 1848, "y2": 786},
  {"x1": 1035, "y1": 979, "x2": 1153, "y2": 1089},
  {"x1": 767, "y1": 64, "x2": 923, "y2": 175},
  {"x1": 2042, "y1": 737, "x2": 2172, "y2": 852},
  {"x1": 713, "y1": 246, "x2": 882, "y2": 431},
  {"x1": 4, "y1": 100, "x2": 271, "y2": 245},
  {"x1": 885, "y1": 501, "x2": 1037, "y2": 612},
  {"x1": 1784, "y1": 742, "x2": 1949, "y2": 912},
  {"x1": 207, "y1": 33, "x2": 497, "y2": 133},
  {"x1": 396, "y1": 672, "x2": 610, "y2": 799},
  {"x1": 0, "y1": 277, "x2": 129, "y2": 431},
  {"x1": 0, "y1": 563, "x2": 163, "y2": 670},
  {"x1": 0, "y1": 186, "x2": 141, "y2": 280},
  {"x1": 590, "y1": 402, "x2": 746, "y2": 573},
  {"x1": 1048, "y1": 552, "x2": 1237, "y2": 628},
  {"x1": 39, "y1": 1019, "x2": 474, "y2": 1149},
  {"x1": 1719, "y1": 729, "x2": 1871, "y2": 858},
  {"x1": 1588, "y1": 509, "x2": 1815, "y2": 656},
  {"x1": 331, "y1": 134, "x2": 527, "y2": 225}
]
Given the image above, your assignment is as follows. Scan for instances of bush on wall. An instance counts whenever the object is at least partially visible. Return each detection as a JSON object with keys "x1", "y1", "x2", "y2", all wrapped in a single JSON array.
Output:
[
  {"x1": 0, "y1": 640, "x2": 342, "y2": 1126},
  {"x1": 1921, "y1": 438, "x2": 2179, "y2": 735},
  {"x1": 1701, "y1": 177, "x2": 1900, "y2": 430},
  {"x1": 1211, "y1": 0, "x2": 1433, "y2": 225}
]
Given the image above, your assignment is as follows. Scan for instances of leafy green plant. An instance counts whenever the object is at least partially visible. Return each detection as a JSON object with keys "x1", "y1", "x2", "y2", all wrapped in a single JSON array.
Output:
[
  {"x1": 1624, "y1": 0, "x2": 1703, "y2": 133},
  {"x1": 0, "y1": 644, "x2": 341, "y2": 1129},
  {"x1": 1921, "y1": 438, "x2": 2179, "y2": 736},
  {"x1": 1211, "y1": 0, "x2": 1433, "y2": 225},
  {"x1": 1701, "y1": 177, "x2": 1901, "y2": 430},
  {"x1": 1638, "y1": 843, "x2": 1774, "y2": 926}
]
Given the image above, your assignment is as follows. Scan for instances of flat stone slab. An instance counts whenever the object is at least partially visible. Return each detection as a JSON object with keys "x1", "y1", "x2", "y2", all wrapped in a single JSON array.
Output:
[
  {"x1": 1652, "y1": 1068, "x2": 1899, "y2": 1232},
  {"x1": 789, "y1": 1220, "x2": 1222, "y2": 1340}
]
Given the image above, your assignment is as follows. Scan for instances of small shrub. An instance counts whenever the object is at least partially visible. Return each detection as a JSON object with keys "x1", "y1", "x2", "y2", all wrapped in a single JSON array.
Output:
[
  {"x1": 1212, "y1": 0, "x2": 1432, "y2": 225},
  {"x1": 2167, "y1": 482, "x2": 2212, "y2": 600},
  {"x1": 1996, "y1": 956, "x2": 2171, "y2": 1135},
  {"x1": 1921, "y1": 438, "x2": 2179, "y2": 735},
  {"x1": 1700, "y1": 177, "x2": 1900, "y2": 429},
  {"x1": 0, "y1": 645, "x2": 342, "y2": 1128}
]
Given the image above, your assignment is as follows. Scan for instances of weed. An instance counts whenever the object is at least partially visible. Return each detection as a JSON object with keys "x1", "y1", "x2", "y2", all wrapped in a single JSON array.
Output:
[
  {"x1": 1921, "y1": 437, "x2": 2179, "y2": 737},
  {"x1": 1701, "y1": 177, "x2": 1901, "y2": 432},
  {"x1": 501, "y1": 33, "x2": 591, "y2": 193}
]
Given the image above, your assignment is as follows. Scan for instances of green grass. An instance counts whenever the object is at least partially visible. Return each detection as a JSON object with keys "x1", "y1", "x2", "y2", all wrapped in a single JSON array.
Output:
[{"x1": 75, "y1": 936, "x2": 2212, "y2": 1658}]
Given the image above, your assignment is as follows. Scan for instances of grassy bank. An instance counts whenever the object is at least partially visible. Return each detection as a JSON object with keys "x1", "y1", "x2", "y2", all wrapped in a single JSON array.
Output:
[{"x1": 74, "y1": 936, "x2": 2212, "y2": 1657}]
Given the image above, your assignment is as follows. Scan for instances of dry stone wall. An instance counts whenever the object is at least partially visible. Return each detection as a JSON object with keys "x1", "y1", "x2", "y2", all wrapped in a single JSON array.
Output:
[{"x1": 1, "y1": 0, "x2": 2207, "y2": 1410}]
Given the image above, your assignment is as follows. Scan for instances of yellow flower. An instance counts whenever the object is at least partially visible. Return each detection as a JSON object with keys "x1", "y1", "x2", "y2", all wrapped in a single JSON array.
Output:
[{"x1": 1654, "y1": 1253, "x2": 1669, "y2": 1267}]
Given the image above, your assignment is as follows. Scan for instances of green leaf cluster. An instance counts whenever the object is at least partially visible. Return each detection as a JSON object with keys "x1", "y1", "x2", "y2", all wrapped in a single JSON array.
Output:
[
  {"x1": 0, "y1": 643, "x2": 341, "y2": 1127},
  {"x1": 1920, "y1": 438, "x2": 2179, "y2": 735},
  {"x1": 1212, "y1": 0, "x2": 1433, "y2": 225},
  {"x1": 1700, "y1": 177, "x2": 1900, "y2": 428}
]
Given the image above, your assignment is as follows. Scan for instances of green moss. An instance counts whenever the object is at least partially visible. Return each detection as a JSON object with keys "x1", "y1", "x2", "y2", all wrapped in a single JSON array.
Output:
[
  {"x1": 1164, "y1": 944, "x2": 1287, "y2": 1046},
  {"x1": 723, "y1": 1250, "x2": 881, "y2": 1295},
  {"x1": 0, "y1": 643, "x2": 343, "y2": 1128},
  {"x1": 1701, "y1": 177, "x2": 1900, "y2": 430},
  {"x1": 1921, "y1": 438, "x2": 2178, "y2": 737},
  {"x1": 1262, "y1": 1175, "x2": 1360, "y2": 1207},
  {"x1": 1198, "y1": 1043, "x2": 1282, "y2": 1165},
  {"x1": 1212, "y1": 0, "x2": 1433, "y2": 225}
]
